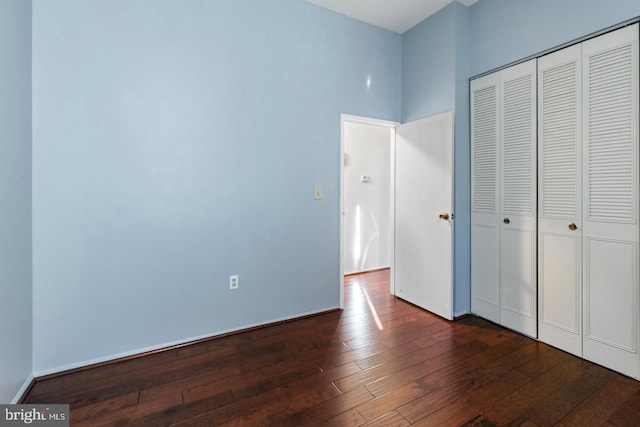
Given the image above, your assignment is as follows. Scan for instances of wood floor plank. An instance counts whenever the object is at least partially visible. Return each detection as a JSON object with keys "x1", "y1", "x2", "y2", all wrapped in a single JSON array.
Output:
[
  {"x1": 410, "y1": 342, "x2": 548, "y2": 426},
  {"x1": 22, "y1": 268, "x2": 640, "y2": 426},
  {"x1": 281, "y1": 386, "x2": 374, "y2": 426},
  {"x1": 227, "y1": 362, "x2": 322, "y2": 401},
  {"x1": 364, "y1": 338, "x2": 536, "y2": 423},
  {"x1": 522, "y1": 363, "x2": 610, "y2": 426},
  {"x1": 412, "y1": 369, "x2": 531, "y2": 426},
  {"x1": 396, "y1": 373, "x2": 483, "y2": 423},
  {"x1": 138, "y1": 389, "x2": 235, "y2": 426},
  {"x1": 357, "y1": 377, "x2": 439, "y2": 421},
  {"x1": 71, "y1": 391, "x2": 139, "y2": 423},
  {"x1": 317, "y1": 408, "x2": 367, "y2": 426},
  {"x1": 172, "y1": 374, "x2": 341, "y2": 426},
  {"x1": 557, "y1": 375, "x2": 640, "y2": 426},
  {"x1": 364, "y1": 333, "x2": 527, "y2": 398},
  {"x1": 333, "y1": 345, "x2": 451, "y2": 393},
  {"x1": 467, "y1": 357, "x2": 585, "y2": 425},
  {"x1": 362, "y1": 410, "x2": 410, "y2": 427},
  {"x1": 605, "y1": 388, "x2": 640, "y2": 426},
  {"x1": 76, "y1": 392, "x2": 183, "y2": 427},
  {"x1": 514, "y1": 342, "x2": 573, "y2": 379}
]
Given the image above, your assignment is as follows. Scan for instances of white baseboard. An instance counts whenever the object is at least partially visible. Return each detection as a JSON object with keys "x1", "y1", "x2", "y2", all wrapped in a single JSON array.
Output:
[
  {"x1": 11, "y1": 374, "x2": 34, "y2": 404},
  {"x1": 34, "y1": 306, "x2": 339, "y2": 378}
]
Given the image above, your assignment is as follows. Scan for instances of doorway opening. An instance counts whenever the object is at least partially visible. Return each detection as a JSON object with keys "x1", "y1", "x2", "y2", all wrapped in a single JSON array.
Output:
[
  {"x1": 339, "y1": 112, "x2": 454, "y2": 320},
  {"x1": 340, "y1": 115, "x2": 398, "y2": 309}
]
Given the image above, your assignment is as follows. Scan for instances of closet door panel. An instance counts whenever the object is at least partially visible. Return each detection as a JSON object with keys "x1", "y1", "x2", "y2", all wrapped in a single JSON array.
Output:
[
  {"x1": 499, "y1": 227, "x2": 536, "y2": 336},
  {"x1": 584, "y1": 236, "x2": 638, "y2": 378},
  {"x1": 499, "y1": 59, "x2": 537, "y2": 337},
  {"x1": 584, "y1": 238, "x2": 636, "y2": 344},
  {"x1": 471, "y1": 223, "x2": 499, "y2": 322},
  {"x1": 471, "y1": 74, "x2": 500, "y2": 323},
  {"x1": 582, "y1": 23, "x2": 639, "y2": 378},
  {"x1": 538, "y1": 44, "x2": 583, "y2": 356},
  {"x1": 539, "y1": 230, "x2": 582, "y2": 355}
]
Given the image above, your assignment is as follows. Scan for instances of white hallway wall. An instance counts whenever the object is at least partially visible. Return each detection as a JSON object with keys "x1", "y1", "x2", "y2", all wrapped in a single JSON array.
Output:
[{"x1": 343, "y1": 122, "x2": 392, "y2": 274}]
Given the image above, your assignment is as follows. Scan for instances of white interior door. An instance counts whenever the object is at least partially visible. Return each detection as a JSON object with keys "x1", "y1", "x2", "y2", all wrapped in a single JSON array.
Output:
[{"x1": 394, "y1": 112, "x2": 454, "y2": 320}]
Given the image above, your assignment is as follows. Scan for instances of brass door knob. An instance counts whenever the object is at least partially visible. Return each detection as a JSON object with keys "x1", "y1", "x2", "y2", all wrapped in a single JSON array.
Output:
[
  {"x1": 503, "y1": 218, "x2": 510, "y2": 224},
  {"x1": 568, "y1": 222, "x2": 578, "y2": 231},
  {"x1": 439, "y1": 213, "x2": 450, "y2": 220}
]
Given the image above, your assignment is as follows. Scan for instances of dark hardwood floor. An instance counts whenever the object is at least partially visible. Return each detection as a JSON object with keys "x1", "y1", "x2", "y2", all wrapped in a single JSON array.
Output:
[{"x1": 24, "y1": 269, "x2": 640, "y2": 426}]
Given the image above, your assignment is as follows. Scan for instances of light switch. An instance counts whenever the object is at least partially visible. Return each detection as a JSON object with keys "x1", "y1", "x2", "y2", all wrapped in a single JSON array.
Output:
[{"x1": 314, "y1": 186, "x2": 323, "y2": 200}]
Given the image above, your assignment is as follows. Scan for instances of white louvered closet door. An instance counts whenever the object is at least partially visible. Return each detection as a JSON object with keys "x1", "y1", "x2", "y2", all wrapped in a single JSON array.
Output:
[
  {"x1": 582, "y1": 24, "x2": 639, "y2": 378},
  {"x1": 538, "y1": 44, "x2": 583, "y2": 357},
  {"x1": 471, "y1": 73, "x2": 500, "y2": 324},
  {"x1": 471, "y1": 60, "x2": 537, "y2": 336},
  {"x1": 499, "y1": 60, "x2": 537, "y2": 337}
]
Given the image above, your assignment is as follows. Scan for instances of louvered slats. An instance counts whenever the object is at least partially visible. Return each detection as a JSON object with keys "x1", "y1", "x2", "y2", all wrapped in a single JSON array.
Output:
[
  {"x1": 471, "y1": 59, "x2": 538, "y2": 338},
  {"x1": 503, "y1": 75, "x2": 534, "y2": 215},
  {"x1": 541, "y1": 61, "x2": 579, "y2": 218},
  {"x1": 586, "y1": 45, "x2": 634, "y2": 222},
  {"x1": 473, "y1": 85, "x2": 498, "y2": 213}
]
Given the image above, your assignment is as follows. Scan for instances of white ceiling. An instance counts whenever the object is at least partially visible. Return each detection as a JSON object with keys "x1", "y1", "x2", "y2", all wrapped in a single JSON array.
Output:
[{"x1": 305, "y1": 0, "x2": 479, "y2": 34}]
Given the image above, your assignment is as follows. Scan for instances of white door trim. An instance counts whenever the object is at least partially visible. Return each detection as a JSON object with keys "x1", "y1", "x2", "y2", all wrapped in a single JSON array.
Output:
[{"x1": 340, "y1": 114, "x2": 399, "y2": 308}]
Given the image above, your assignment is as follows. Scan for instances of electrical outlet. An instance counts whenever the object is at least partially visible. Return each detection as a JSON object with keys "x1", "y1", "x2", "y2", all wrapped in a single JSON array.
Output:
[{"x1": 230, "y1": 275, "x2": 239, "y2": 290}]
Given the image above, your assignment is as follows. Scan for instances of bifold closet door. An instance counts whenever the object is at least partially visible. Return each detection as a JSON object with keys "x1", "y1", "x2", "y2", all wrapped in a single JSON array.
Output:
[
  {"x1": 499, "y1": 60, "x2": 537, "y2": 338},
  {"x1": 471, "y1": 73, "x2": 500, "y2": 324},
  {"x1": 538, "y1": 44, "x2": 583, "y2": 357},
  {"x1": 471, "y1": 59, "x2": 537, "y2": 337},
  {"x1": 539, "y1": 23, "x2": 639, "y2": 378},
  {"x1": 581, "y1": 24, "x2": 639, "y2": 379}
]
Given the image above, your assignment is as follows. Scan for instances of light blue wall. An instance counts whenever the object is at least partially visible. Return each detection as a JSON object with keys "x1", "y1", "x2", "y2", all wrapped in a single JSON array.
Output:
[
  {"x1": 0, "y1": 0, "x2": 33, "y2": 403},
  {"x1": 32, "y1": 0, "x2": 401, "y2": 373},
  {"x1": 402, "y1": 4, "x2": 457, "y2": 122},
  {"x1": 402, "y1": 2, "x2": 471, "y2": 316},
  {"x1": 470, "y1": 0, "x2": 640, "y2": 77},
  {"x1": 453, "y1": 5, "x2": 470, "y2": 317}
]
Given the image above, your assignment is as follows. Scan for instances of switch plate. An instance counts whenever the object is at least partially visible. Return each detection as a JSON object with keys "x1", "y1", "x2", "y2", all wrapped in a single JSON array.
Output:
[
  {"x1": 230, "y1": 275, "x2": 239, "y2": 290},
  {"x1": 314, "y1": 186, "x2": 323, "y2": 200}
]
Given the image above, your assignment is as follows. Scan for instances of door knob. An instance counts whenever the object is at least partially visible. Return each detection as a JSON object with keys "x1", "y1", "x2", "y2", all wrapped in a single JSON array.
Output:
[
  {"x1": 439, "y1": 213, "x2": 450, "y2": 220},
  {"x1": 568, "y1": 222, "x2": 578, "y2": 231},
  {"x1": 503, "y1": 218, "x2": 510, "y2": 224}
]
